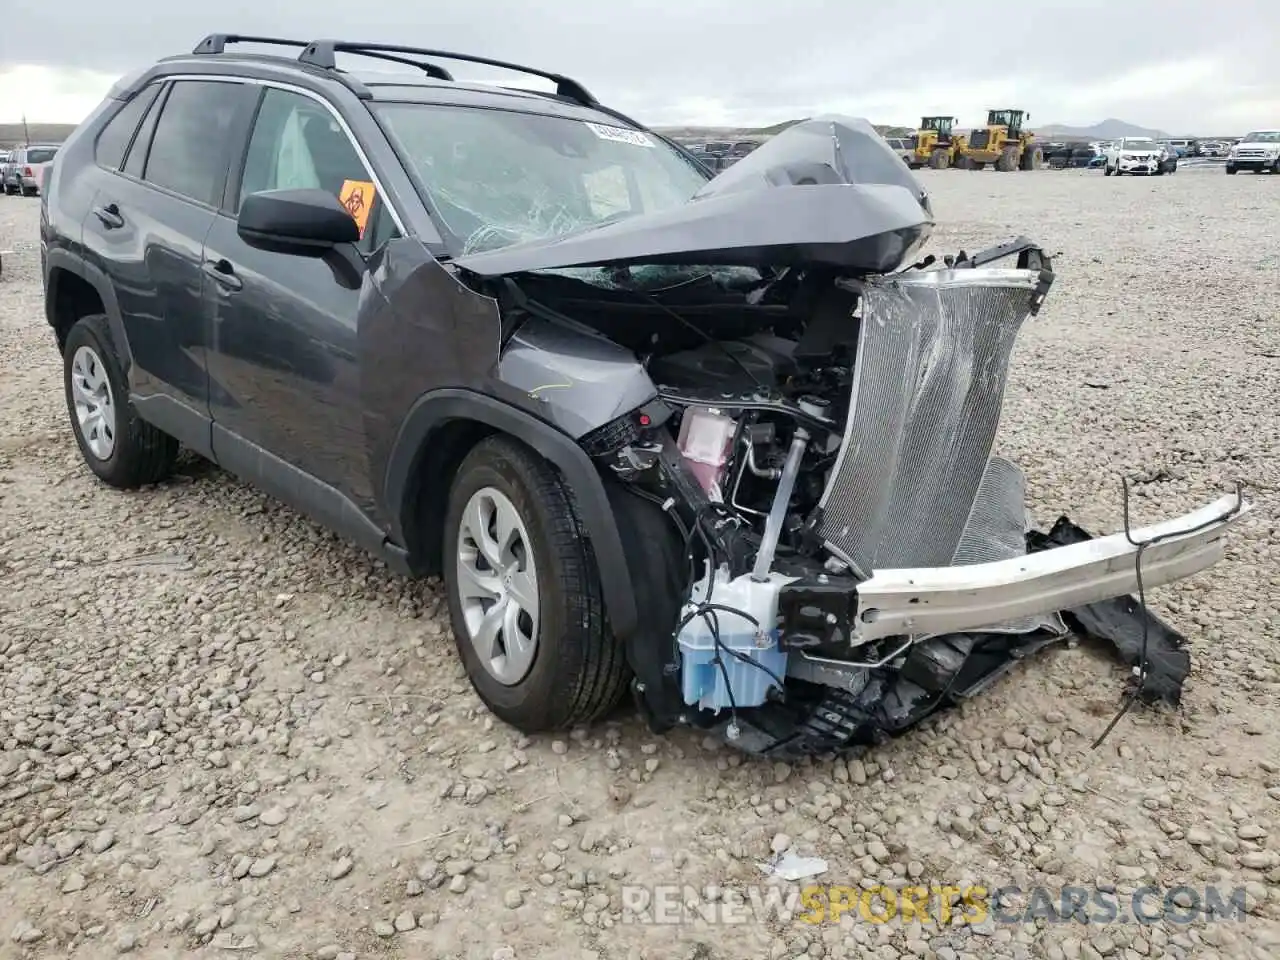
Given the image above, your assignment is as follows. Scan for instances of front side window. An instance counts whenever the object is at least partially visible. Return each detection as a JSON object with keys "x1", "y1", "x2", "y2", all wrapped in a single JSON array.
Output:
[
  {"x1": 239, "y1": 88, "x2": 394, "y2": 251},
  {"x1": 143, "y1": 79, "x2": 246, "y2": 206},
  {"x1": 373, "y1": 103, "x2": 708, "y2": 255}
]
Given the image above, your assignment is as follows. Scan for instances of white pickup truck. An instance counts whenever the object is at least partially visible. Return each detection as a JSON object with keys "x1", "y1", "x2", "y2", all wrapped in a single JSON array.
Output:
[
  {"x1": 1226, "y1": 130, "x2": 1280, "y2": 174},
  {"x1": 1102, "y1": 137, "x2": 1163, "y2": 176}
]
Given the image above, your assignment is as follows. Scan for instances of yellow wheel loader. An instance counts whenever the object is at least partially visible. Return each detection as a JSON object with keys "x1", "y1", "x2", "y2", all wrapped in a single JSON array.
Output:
[
  {"x1": 958, "y1": 109, "x2": 1043, "y2": 171},
  {"x1": 911, "y1": 116, "x2": 967, "y2": 169}
]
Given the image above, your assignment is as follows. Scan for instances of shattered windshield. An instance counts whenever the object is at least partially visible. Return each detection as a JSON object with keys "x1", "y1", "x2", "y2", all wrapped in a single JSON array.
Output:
[{"x1": 373, "y1": 103, "x2": 709, "y2": 255}]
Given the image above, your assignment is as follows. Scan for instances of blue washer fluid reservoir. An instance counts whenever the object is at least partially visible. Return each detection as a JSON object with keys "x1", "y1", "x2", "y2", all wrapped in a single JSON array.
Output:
[{"x1": 677, "y1": 567, "x2": 794, "y2": 712}]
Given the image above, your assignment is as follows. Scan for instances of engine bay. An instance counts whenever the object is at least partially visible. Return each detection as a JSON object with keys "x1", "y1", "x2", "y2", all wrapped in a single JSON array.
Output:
[
  {"x1": 483, "y1": 241, "x2": 1244, "y2": 758},
  {"x1": 509, "y1": 262, "x2": 862, "y2": 546}
]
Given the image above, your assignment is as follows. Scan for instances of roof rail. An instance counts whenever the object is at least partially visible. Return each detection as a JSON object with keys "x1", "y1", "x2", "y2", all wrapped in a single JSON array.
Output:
[
  {"x1": 192, "y1": 34, "x2": 312, "y2": 55},
  {"x1": 298, "y1": 41, "x2": 597, "y2": 106},
  {"x1": 192, "y1": 33, "x2": 454, "y2": 81}
]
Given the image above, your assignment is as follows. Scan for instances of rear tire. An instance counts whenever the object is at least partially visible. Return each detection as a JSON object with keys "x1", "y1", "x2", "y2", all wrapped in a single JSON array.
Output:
[
  {"x1": 63, "y1": 314, "x2": 179, "y2": 488},
  {"x1": 442, "y1": 435, "x2": 630, "y2": 732},
  {"x1": 1104, "y1": 164, "x2": 1113, "y2": 176}
]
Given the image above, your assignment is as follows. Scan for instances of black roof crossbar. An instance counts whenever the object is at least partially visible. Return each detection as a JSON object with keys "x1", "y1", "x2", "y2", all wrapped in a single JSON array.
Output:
[
  {"x1": 298, "y1": 40, "x2": 597, "y2": 106},
  {"x1": 192, "y1": 33, "x2": 454, "y2": 81}
]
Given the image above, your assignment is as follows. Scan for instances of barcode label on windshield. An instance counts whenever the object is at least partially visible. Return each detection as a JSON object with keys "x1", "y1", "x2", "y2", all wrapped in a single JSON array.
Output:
[{"x1": 585, "y1": 122, "x2": 654, "y2": 148}]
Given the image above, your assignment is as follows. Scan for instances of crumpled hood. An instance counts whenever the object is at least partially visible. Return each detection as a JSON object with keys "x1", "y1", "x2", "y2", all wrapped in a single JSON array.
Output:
[{"x1": 453, "y1": 116, "x2": 934, "y2": 277}]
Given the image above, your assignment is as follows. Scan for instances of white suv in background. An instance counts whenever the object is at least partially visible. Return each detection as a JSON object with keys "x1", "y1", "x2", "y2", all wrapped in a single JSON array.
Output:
[
  {"x1": 884, "y1": 136, "x2": 916, "y2": 166},
  {"x1": 1103, "y1": 137, "x2": 1163, "y2": 176},
  {"x1": 1, "y1": 144, "x2": 60, "y2": 196},
  {"x1": 1226, "y1": 130, "x2": 1280, "y2": 174}
]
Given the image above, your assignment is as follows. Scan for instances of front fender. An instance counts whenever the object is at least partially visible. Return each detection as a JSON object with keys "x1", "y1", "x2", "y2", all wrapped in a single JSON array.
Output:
[{"x1": 383, "y1": 388, "x2": 639, "y2": 643}]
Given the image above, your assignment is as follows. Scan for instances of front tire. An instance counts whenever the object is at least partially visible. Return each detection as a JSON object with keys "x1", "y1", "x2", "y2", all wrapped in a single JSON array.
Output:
[
  {"x1": 443, "y1": 435, "x2": 629, "y2": 732},
  {"x1": 1226, "y1": 164, "x2": 1237, "y2": 174},
  {"x1": 929, "y1": 148, "x2": 950, "y2": 170},
  {"x1": 63, "y1": 315, "x2": 179, "y2": 488}
]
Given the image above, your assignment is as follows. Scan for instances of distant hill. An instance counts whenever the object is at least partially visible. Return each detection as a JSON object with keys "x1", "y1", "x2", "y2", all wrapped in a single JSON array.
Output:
[
  {"x1": 0, "y1": 122, "x2": 79, "y2": 148},
  {"x1": 1034, "y1": 118, "x2": 1173, "y2": 141}
]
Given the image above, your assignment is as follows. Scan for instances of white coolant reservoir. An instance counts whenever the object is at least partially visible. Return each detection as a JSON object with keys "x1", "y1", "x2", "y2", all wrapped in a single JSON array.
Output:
[{"x1": 677, "y1": 566, "x2": 795, "y2": 713}]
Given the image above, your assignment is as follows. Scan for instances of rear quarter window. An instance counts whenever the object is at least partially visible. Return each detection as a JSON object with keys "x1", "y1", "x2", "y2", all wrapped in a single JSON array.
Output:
[{"x1": 95, "y1": 85, "x2": 162, "y2": 170}]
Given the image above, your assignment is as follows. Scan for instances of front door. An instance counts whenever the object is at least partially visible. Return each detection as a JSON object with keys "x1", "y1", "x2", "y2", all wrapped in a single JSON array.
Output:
[{"x1": 202, "y1": 85, "x2": 399, "y2": 512}]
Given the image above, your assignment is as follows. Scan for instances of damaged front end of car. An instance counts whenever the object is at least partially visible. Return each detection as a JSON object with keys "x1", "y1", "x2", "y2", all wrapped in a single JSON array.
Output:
[{"x1": 452, "y1": 116, "x2": 1250, "y2": 757}]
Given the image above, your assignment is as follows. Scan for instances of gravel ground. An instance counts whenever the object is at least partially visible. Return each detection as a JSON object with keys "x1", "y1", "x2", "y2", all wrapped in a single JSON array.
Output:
[{"x1": 1, "y1": 168, "x2": 1278, "y2": 960}]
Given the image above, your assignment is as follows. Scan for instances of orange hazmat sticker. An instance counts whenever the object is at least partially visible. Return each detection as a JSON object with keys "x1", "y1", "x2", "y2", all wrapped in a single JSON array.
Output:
[{"x1": 339, "y1": 179, "x2": 376, "y2": 238}]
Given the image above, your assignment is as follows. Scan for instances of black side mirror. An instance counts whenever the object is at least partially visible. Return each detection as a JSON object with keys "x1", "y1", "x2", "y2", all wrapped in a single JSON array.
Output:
[{"x1": 237, "y1": 188, "x2": 361, "y2": 255}]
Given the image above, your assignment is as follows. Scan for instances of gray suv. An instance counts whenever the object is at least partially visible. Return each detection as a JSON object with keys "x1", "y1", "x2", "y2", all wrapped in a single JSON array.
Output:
[{"x1": 41, "y1": 34, "x2": 1247, "y2": 757}]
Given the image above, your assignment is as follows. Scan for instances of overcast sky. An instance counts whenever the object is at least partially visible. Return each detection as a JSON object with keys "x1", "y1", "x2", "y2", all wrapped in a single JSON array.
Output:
[{"x1": 1, "y1": 1, "x2": 1276, "y2": 133}]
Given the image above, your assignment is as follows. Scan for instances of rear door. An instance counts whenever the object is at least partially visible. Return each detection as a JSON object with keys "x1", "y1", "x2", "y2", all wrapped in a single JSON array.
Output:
[
  {"x1": 80, "y1": 77, "x2": 257, "y2": 448},
  {"x1": 202, "y1": 84, "x2": 400, "y2": 511}
]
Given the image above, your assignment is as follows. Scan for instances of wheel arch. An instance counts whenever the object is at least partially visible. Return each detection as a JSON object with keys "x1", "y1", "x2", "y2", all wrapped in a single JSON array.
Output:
[
  {"x1": 44, "y1": 251, "x2": 126, "y2": 359},
  {"x1": 384, "y1": 389, "x2": 640, "y2": 642}
]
